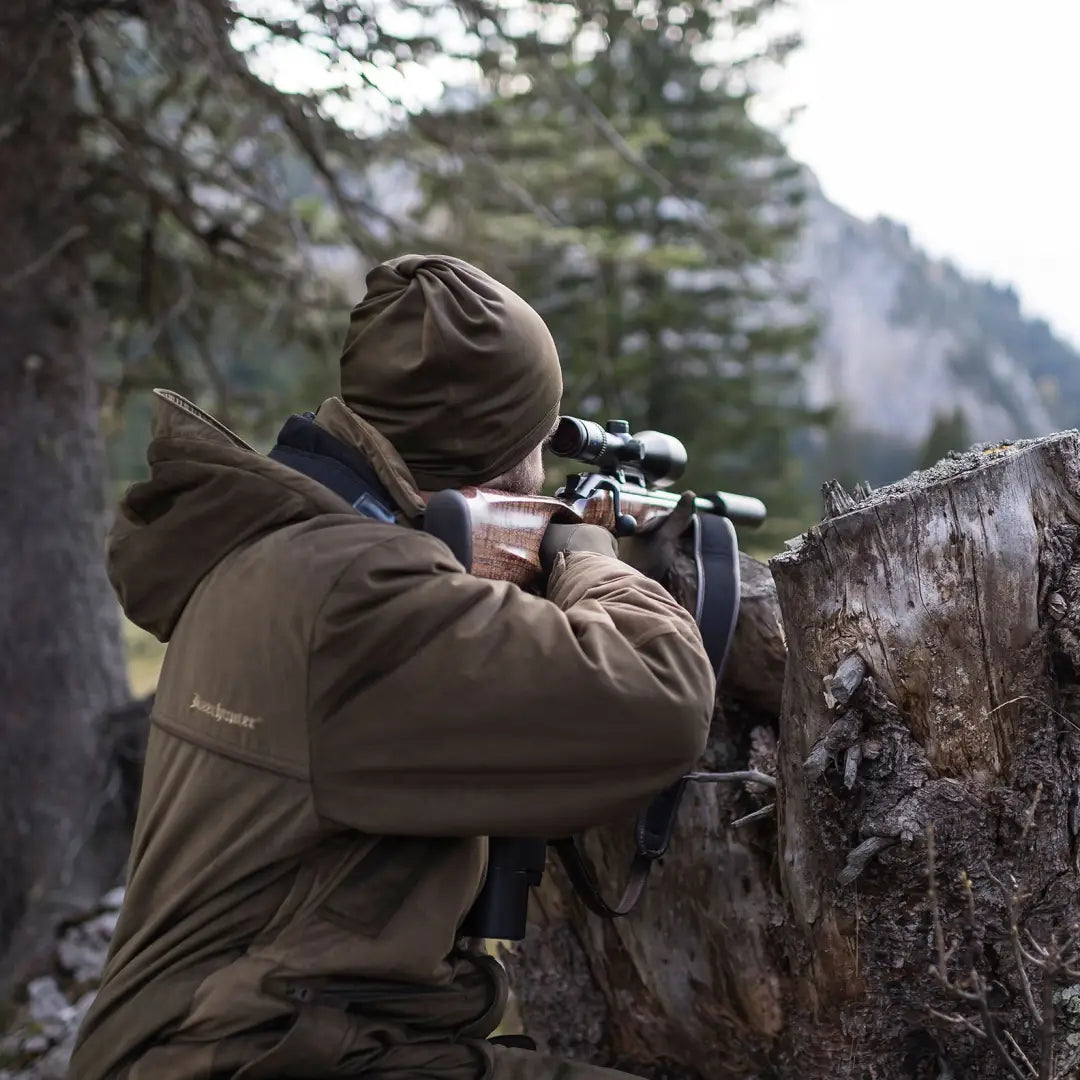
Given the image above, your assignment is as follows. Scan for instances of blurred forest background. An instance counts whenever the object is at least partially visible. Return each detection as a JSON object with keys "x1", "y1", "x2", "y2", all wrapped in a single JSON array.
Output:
[
  {"x1": 5, "y1": 0, "x2": 1080, "y2": 1002},
  {"x1": 82, "y1": 0, "x2": 1080, "y2": 692}
]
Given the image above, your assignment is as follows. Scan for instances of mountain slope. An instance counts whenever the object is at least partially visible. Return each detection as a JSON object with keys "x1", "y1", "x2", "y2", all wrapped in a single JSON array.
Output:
[{"x1": 792, "y1": 180, "x2": 1078, "y2": 466}]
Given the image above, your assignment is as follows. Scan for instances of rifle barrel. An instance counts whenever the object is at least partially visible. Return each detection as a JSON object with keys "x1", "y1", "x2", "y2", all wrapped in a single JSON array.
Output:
[
  {"x1": 556, "y1": 474, "x2": 767, "y2": 530},
  {"x1": 699, "y1": 490, "x2": 767, "y2": 529}
]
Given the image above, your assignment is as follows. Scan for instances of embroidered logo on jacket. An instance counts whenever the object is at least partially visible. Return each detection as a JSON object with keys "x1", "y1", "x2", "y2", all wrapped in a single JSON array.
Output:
[{"x1": 190, "y1": 693, "x2": 263, "y2": 730}]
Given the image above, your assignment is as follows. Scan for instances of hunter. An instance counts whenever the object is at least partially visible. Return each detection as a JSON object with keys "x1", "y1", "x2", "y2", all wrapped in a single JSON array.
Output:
[{"x1": 68, "y1": 254, "x2": 715, "y2": 1080}]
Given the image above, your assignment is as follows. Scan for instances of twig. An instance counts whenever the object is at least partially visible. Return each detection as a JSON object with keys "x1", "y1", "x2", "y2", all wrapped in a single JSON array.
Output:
[
  {"x1": 956, "y1": 869, "x2": 1028, "y2": 1080},
  {"x1": 1023, "y1": 781, "x2": 1044, "y2": 841},
  {"x1": 0, "y1": 225, "x2": 88, "y2": 293},
  {"x1": 1025, "y1": 930, "x2": 1051, "y2": 961},
  {"x1": 1059, "y1": 926, "x2": 1080, "y2": 956},
  {"x1": 460, "y1": 0, "x2": 752, "y2": 266},
  {"x1": 970, "y1": 969, "x2": 1027, "y2": 1080},
  {"x1": 411, "y1": 113, "x2": 566, "y2": 230},
  {"x1": 217, "y1": 45, "x2": 387, "y2": 257},
  {"x1": 123, "y1": 264, "x2": 195, "y2": 371},
  {"x1": 927, "y1": 825, "x2": 949, "y2": 984},
  {"x1": 556, "y1": 74, "x2": 743, "y2": 254},
  {"x1": 927, "y1": 1007, "x2": 987, "y2": 1040},
  {"x1": 987, "y1": 695, "x2": 1080, "y2": 735},
  {"x1": 987, "y1": 865, "x2": 1042, "y2": 1025},
  {"x1": 929, "y1": 836, "x2": 1080, "y2": 1078},
  {"x1": 683, "y1": 770, "x2": 778, "y2": 829},
  {"x1": 685, "y1": 770, "x2": 776, "y2": 788},
  {"x1": 1040, "y1": 953, "x2": 1055, "y2": 1080},
  {"x1": 731, "y1": 804, "x2": 775, "y2": 829},
  {"x1": 1003, "y1": 1029, "x2": 1038, "y2": 1079}
]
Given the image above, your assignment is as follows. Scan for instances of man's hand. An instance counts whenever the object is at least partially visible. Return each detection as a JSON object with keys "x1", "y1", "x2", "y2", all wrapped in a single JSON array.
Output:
[
  {"x1": 618, "y1": 490, "x2": 697, "y2": 582},
  {"x1": 540, "y1": 522, "x2": 618, "y2": 571}
]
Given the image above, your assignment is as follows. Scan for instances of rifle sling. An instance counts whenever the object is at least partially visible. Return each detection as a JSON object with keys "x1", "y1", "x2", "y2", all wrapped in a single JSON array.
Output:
[
  {"x1": 551, "y1": 776, "x2": 688, "y2": 919},
  {"x1": 551, "y1": 838, "x2": 652, "y2": 918},
  {"x1": 693, "y1": 510, "x2": 742, "y2": 681},
  {"x1": 552, "y1": 512, "x2": 742, "y2": 920}
]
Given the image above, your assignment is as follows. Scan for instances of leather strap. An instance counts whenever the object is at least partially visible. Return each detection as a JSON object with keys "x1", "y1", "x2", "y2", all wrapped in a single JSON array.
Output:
[
  {"x1": 489, "y1": 1035, "x2": 537, "y2": 1051},
  {"x1": 552, "y1": 777, "x2": 688, "y2": 919},
  {"x1": 552, "y1": 838, "x2": 652, "y2": 919}
]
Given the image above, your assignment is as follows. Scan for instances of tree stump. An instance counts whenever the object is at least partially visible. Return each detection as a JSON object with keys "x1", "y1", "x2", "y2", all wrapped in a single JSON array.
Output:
[{"x1": 506, "y1": 433, "x2": 1080, "y2": 1080}]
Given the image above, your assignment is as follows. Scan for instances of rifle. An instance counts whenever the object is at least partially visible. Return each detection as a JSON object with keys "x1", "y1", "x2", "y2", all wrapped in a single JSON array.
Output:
[
  {"x1": 421, "y1": 416, "x2": 766, "y2": 942},
  {"x1": 424, "y1": 416, "x2": 766, "y2": 589}
]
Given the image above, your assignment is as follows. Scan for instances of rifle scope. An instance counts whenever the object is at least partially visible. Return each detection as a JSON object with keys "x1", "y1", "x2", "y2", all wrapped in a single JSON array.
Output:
[{"x1": 549, "y1": 416, "x2": 686, "y2": 488}]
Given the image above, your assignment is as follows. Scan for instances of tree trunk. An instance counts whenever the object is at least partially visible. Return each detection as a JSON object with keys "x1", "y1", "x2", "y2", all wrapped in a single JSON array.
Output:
[
  {"x1": 0, "y1": 4, "x2": 131, "y2": 992},
  {"x1": 505, "y1": 435, "x2": 1080, "y2": 1080}
]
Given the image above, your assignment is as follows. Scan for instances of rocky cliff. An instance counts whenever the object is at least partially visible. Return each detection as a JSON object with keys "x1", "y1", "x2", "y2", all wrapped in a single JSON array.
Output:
[{"x1": 793, "y1": 179, "x2": 1080, "y2": 485}]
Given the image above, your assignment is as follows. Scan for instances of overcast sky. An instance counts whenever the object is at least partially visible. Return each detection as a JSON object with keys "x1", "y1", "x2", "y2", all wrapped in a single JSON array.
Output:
[{"x1": 770, "y1": 0, "x2": 1080, "y2": 346}]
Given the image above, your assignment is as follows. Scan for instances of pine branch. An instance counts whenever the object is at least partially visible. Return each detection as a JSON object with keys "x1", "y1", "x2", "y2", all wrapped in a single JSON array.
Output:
[{"x1": 0, "y1": 226, "x2": 88, "y2": 293}]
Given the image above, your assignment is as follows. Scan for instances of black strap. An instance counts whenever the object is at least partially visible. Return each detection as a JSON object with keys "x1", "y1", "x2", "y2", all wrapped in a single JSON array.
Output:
[
  {"x1": 268, "y1": 413, "x2": 397, "y2": 523},
  {"x1": 552, "y1": 838, "x2": 652, "y2": 918},
  {"x1": 552, "y1": 777, "x2": 688, "y2": 919},
  {"x1": 489, "y1": 1034, "x2": 537, "y2": 1051},
  {"x1": 553, "y1": 512, "x2": 742, "y2": 920},
  {"x1": 693, "y1": 511, "x2": 742, "y2": 680}
]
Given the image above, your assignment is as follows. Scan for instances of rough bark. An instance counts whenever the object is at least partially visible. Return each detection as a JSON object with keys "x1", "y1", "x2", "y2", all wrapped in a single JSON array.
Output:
[
  {"x1": 0, "y1": 3, "x2": 131, "y2": 993},
  {"x1": 505, "y1": 436, "x2": 1080, "y2": 1080}
]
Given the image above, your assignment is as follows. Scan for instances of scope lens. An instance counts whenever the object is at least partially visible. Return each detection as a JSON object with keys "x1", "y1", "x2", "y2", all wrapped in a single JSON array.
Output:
[
  {"x1": 634, "y1": 430, "x2": 687, "y2": 487},
  {"x1": 549, "y1": 416, "x2": 609, "y2": 462}
]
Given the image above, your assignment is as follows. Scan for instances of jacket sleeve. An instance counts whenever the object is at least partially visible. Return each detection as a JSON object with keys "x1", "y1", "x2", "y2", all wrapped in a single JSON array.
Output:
[{"x1": 307, "y1": 530, "x2": 715, "y2": 838}]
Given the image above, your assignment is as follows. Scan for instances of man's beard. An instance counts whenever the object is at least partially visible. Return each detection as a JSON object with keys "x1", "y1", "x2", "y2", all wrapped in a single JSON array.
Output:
[{"x1": 484, "y1": 447, "x2": 545, "y2": 496}]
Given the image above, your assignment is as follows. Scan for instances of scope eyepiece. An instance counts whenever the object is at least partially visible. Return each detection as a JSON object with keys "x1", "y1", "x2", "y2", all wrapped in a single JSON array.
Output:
[
  {"x1": 548, "y1": 416, "x2": 613, "y2": 462},
  {"x1": 549, "y1": 416, "x2": 687, "y2": 487}
]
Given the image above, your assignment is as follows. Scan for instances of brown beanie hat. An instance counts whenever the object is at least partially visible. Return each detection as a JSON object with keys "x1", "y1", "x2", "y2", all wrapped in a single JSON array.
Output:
[{"x1": 338, "y1": 254, "x2": 563, "y2": 490}]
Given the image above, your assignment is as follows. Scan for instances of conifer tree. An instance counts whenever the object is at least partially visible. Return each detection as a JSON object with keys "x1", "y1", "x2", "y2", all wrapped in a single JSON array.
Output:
[
  {"x1": 918, "y1": 406, "x2": 973, "y2": 470},
  {"x1": 413, "y1": 0, "x2": 822, "y2": 529}
]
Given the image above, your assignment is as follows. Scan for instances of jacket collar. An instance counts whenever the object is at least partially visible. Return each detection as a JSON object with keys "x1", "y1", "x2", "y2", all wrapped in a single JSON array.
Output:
[
  {"x1": 269, "y1": 414, "x2": 397, "y2": 523},
  {"x1": 313, "y1": 397, "x2": 427, "y2": 522}
]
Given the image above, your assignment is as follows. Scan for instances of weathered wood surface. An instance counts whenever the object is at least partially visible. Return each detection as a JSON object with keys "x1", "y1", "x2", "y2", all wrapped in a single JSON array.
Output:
[{"x1": 506, "y1": 434, "x2": 1080, "y2": 1079}]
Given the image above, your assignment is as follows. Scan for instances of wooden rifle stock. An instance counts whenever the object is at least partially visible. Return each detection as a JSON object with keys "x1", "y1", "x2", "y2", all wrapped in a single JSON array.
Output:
[{"x1": 425, "y1": 482, "x2": 754, "y2": 589}]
